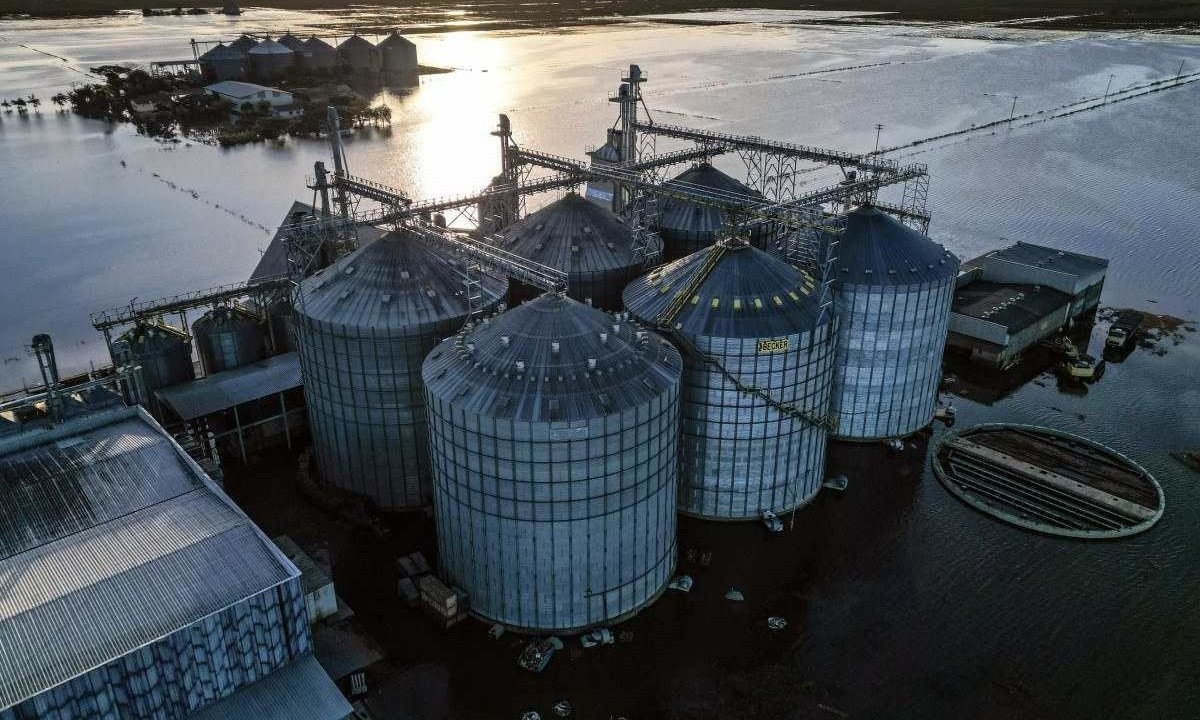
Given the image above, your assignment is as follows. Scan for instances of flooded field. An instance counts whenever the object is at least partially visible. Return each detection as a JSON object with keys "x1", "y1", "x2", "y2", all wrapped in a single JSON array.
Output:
[{"x1": 2, "y1": 8, "x2": 1199, "y2": 718}]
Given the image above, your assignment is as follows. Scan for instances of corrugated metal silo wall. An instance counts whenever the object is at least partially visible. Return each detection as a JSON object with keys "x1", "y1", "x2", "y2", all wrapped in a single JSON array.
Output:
[
  {"x1": 830, "y1": 277, "x2": 955, "y2": 439},
  {"x1": 426, "y1": 389, "x2": 680, "y2": 633},
  {"x1": 681, "y1": 322, "x2": 835, "y2": 519},
  {"x1": 295, "y1": 314, "x2": 477, "y2": 510},
  {"x1": 195, "y1": 315, "x2": 265, "y2": 375}
]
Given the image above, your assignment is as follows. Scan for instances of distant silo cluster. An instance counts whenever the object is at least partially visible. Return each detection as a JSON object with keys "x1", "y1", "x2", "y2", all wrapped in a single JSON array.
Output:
[
  {"x1": 379, "y1": 31, "x2": 419, "y2": 75},
  {"x1": 338, "y1": 34, "x2": 382, "y2": 74},
  {"x1": 192, "y1": 304, "x2": 265, "y2": 375},
  {"x1": 198, "y1": 32, "x2": 418, "y2": 82},
  {"x1": 422, "y1": 293, "x2": 682, "y2": 632},
  {"x1": 198, "y1": 42, "x2": 247, "y2": 81},
  {"x1": 624, "y1": 237, "x2": 836, "y2": 520},
  {"x1": 653, "y1": 164, "x2": 772, "y2": 262},
  {"x1": 829, "y1": 206, "x2": 959, "y2": 440},
  {"x1": 498, "y1": 192, "x2": 655, "y2": 311},
  {"x1": 247, "y1": 38, "x2": 295, "y2": 80},
  {"x1": 293, "y1": 232, "x2": 506, "y2": 510}
]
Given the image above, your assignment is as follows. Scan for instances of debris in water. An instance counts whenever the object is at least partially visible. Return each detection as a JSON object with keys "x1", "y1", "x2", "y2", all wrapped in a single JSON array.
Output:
[
  {"x1": 767, "y1": 616, "x2": 788, "y2": 631},
  {"x1": 552, "y1": 700, "x2": 572, "y2": 717},
  {"x1": 520, "y1": 712, "x2": 540, "y2": 720},
  {"x1": 580, "y1": 628, "x2": 614, "y2": 648},
  {"x1": 667, "y1": 575, "x2": 693, "y2": 592},
  {"x1": 725, "y1": 587, "x2": 745, "y2": 602}
]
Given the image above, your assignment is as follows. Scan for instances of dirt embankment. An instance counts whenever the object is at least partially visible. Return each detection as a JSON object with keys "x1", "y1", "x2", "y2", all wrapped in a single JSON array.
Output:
[{"x1": 5, "y1": 0, "x2": 1200, "y2": 31}]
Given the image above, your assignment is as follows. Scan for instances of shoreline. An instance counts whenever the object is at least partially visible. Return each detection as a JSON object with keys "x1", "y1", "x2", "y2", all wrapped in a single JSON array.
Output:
[{"x1": 3, "y1": 2, "x2": 1200, "y2": 33}]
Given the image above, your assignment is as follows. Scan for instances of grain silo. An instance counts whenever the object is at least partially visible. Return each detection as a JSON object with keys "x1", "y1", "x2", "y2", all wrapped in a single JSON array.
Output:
[
  {"x1": 277, "y1": 32, "x2": 306, "y2": 53},
  {"x1": 112, "y1": 321, "x2": 195, "y2": 406},
  {"x1": 829, "y1": 205, "x2": 959, "y2": 440},
  {"x1": 301, "y1": 36, "x2": 340, "y2": 70},
  {"x1": 422, "y1": 293, "x2": 682, "y2": 632},
  {"x1": 192, "y1": 304, "x2": 265, "y2": 375},
  {"x1": 378, "y1": 31, "x2": 418, "y2": 75},
  {"x1": 497, "y1": 192, "x2": 656, "y2": 311},
  {"x1": 653, "y1": 163, "x2": 772, "y2": 263},
  {"x1": 623, "y1": 236, "x2": 836, "y2": 520},
  {"x1": 198, "y1": 42, "x2": 246, "y2": 81},
  {"x1": 293, "y1": 232, "x2": 506, "y2": 510},
  {"x1": 337, "y1": 34, "x2": 381, "y2": 74},
  {"x1": 247, "y1": 38, "x2": 295, "y2": 81}
]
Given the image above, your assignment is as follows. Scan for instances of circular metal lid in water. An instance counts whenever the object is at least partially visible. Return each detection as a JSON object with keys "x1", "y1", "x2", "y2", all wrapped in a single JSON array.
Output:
[
  {"x1": 838, "y1": 205, "x2": 958, "y2": 285},
  {"x1": 422, "y1": 293, "x2": 681, "y2": 421},
  {"x1": 295, "y1": 230, "x2": 506, "y2": 332},
  {"x1": 498, "y1": 193, "x2": 639, "y2": 274},
  {"x1": 623, "y1": 240, "x2": 826, "y2": 338}
]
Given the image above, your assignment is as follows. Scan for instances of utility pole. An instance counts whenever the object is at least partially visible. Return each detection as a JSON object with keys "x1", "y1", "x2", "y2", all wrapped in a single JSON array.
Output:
[
  {"x1": 873, "y1": 123, "x2": 883, "y2": 155},
  {"x1": 1009, "y1": 95, "x2": 1018, "y2": 122},
  {"x1": 1178, "y1": 59, "x2": 1186, "y2": 79},
  {"x1": 1104, "y1": 74, "x2": 1115, "y2": 100}
]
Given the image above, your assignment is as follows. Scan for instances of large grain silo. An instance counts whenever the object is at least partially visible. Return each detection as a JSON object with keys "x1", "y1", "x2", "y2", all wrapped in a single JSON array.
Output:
[
  {"x1": 247, "y1": 38, "x2": 295, "y2": 81},
  {"x1": 293, "y1": 232, "x2": 506, "y2": 510},
  {"x1": 227, "y1": 34, "x2": 259, "y2": 54},
  {"x1": 497, "y1": 192, "x2": 656, "y2": 311},
  {"x1": 198, "y1": 42, "x2": 246, "y2": 81},
  {"x1": 112, "y1": 321, "x2": 195, "y2": 406},
  {"x1": 192, "y1": 304, "x2": 265, "y2": 375},
  {"x1": 301, "y1": 36, "x2": 340, "y2": 70},
  {"x1": 653, "y1": 163, "x2": 772, "y2": 263},
  {"x1": 378, "y1": 31, "x2": 418, "y2": 75},
  {"x1": 422, "y1": 293, "x2": 682, "y2": 632},
  {"x1": 277, "y1": 32, "x2": 306, "y2": 53},
  {"x1": 623, "y1": 237, "x2": 836, "y2": 520},
  {"x1": 338, "y1": 34, "x2": 381, "y2": 74},
  {"x1": 829, "y1": 205, "x2": 959, "y2": 440}
]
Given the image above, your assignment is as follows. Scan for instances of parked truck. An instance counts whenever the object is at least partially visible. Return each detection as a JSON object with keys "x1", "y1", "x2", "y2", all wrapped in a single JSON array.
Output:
[{"x1": 1106, "y1": 310, "x2": 1144, "y2": 348}]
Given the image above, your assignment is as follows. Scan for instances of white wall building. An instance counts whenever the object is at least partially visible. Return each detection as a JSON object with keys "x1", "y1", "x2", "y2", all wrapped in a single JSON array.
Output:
[{"x1": 206, "y1": 80, "x2": 301, "y2": 118}]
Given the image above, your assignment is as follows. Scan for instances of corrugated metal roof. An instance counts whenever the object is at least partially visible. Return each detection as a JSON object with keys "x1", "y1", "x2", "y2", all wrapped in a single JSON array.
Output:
[
  {"x1": 623, "y1": 240, "x2": 826, "y2": 338},
  {"x1": 273, "y1": 535, "x2": 333, "y2": 595},
  {"x1": 837, "y1": 205, "x2": 958, "y2": 285},
  {"x1": 655, "y1": 164, "x2": 763, "y2": 236},
  {"x1": 422, "y1": 293, "x2": 681, "y2": 422},
  {"x1": 498, "y1": 193, "x2": 641, "y2": 274},
  {"x1": 155, "y1": 352, "x2": 300, "y2": 421},
  {"x1": 227, "y1": 35, "x2": 259, "y2": 53},
  {"x1": 952, "y1": 281, "x2": 1071, "y2": 332},
  {"x1": 276, "y1": 34, "x2": 306, "y2": 52},
  {"x1": 186, "y1": 654, "x2": 351, "y2": 720},
  {"x1": 206, "y1": 80, "x2": 289, "y2": 99},
  {"x1": 302, "y1": 36, "x2": 338, "y2": 53},
  {"x1": 337, "y1": 34, "x2": 377, "y2": 52},
  {"x1": 0, "y1": 407, "x2": 297, "y2": 711},
  {"x1": 295, "y1": 231, "x2": 506, "y2": 332},
  {"x1": 982, "y1": 240, "x2": 1109, "y2": 277},
  {"x1": 200, "y1": 42, "x2": 243, "y2": 61}
]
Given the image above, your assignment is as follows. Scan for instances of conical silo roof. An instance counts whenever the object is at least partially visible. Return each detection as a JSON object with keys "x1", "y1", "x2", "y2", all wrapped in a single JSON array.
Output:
[
  {"x1": 379, "y1": 31, "x2": 415, "y2": 48},
  {"x1": 837, "y1": 205, "x2": 958, "y2": 285},
  {"x1": 623, "y1": 238, "x2": 824, "y2": 338},
  {"x1": 303, "y1": 36, "x2": 336, "y2": 52},
  {"x1": 277, "y1": 33, "x2": 305, "y2": 51},
  {"x1": 295, "y1": 231, "x2": 506, "y2": 332},
  {"x1": 499, "y1": 193, "x2": 639, "y2": 274},
  {"x1": 227, "y1": 35, "x2": 258, "y2": 53},
  {"x1": 656, "y1": 163, "x2": 763, "y2": 235},
  {"x1": 199, "y1": 42, "x2": 242, "y2": 61},
  {"x1": 247, "y1": 38, "x2": 294, "y2": 56},
  {"x1": 423, "y1": 293, "x2": 680, "y2": 421},
  {"x1": 337, "y1": 34, "x2": 376, "y2": 52}
]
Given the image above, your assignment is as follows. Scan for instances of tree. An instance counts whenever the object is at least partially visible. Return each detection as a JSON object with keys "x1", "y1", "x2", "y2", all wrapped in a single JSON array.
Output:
[
  {"x1": 1, "y1": 100, "x2": 10, "y2": 113},
  {"x1": 27, "y1": 95, "x2": 41, "y2": 112},
  {"x1": 51, "y1": 93, "x2": 68, "y2": 111},
  {"x1": 13, "y1": 97, "x2": 27, "y2": 114}
]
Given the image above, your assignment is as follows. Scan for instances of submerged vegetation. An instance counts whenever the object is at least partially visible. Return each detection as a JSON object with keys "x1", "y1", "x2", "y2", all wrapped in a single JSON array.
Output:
[{"x1": 59, "y1": 65, "x2": 393, "y2": 146}]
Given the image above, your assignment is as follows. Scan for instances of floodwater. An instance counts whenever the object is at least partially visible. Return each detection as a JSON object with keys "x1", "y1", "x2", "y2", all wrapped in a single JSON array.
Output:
[{"x1": 2, "y1": 8, "x2": 1200, "y2": 718}]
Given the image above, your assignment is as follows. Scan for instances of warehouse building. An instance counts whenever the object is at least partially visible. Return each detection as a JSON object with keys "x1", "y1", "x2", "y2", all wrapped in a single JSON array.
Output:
[
  {"x1": 948, "y1": 241, "x2": 1109, "y2": 368},
  {"x1": 0, "y1": 406, "x2": 349, "y2": 720}
]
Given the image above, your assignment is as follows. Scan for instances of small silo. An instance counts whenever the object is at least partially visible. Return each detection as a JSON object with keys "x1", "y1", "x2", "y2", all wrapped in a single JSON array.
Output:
[
  {"x1": 112, "y1": 321, "x2": 195, "y2": 405},
  {"x1": 497, "y1": 193, "x2": 654, "y2": 311},
  {"x1": 422, "y1": 293, "x2": 682, "y2": 632},
  {"x1": 584, "y1": 128, "x2": 623, "y2": 211},
  {"x1": 623, "y1": 236, "x2": 837, "y2": 520},
  {"x1": 247, "y1": 38, "x2": 295, "y2": 81},
  {"x1": 277, "y1": 33, "x2": 306, "y2": 53},
  {"x1": 653, "y1": 163, "x2": 772, "y2": 263},
  {"x1": 293, "y1": 232, "x2": 506, "y2": 510},
  {"x1": 301, "y1": 36, "x2": 340, "y2": 71},
  {"x1": 829, "y1": 205, "x2": 960, "y2": 440},
  {"x1": 192, "y1": 304, "x2": 265, "y2": 375},
  {"x1": 198, "y1": 42, "x2": 246, "y2": 81},
  {"x1": 337, "y1": 34, "x2": 381, "y2": 74},
  {"x1": 477, "y1": 174, "x2": 519, "y2": 235},
  {"x1": 378, "y1": 31, "x2": 418, "y2": 76}
]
